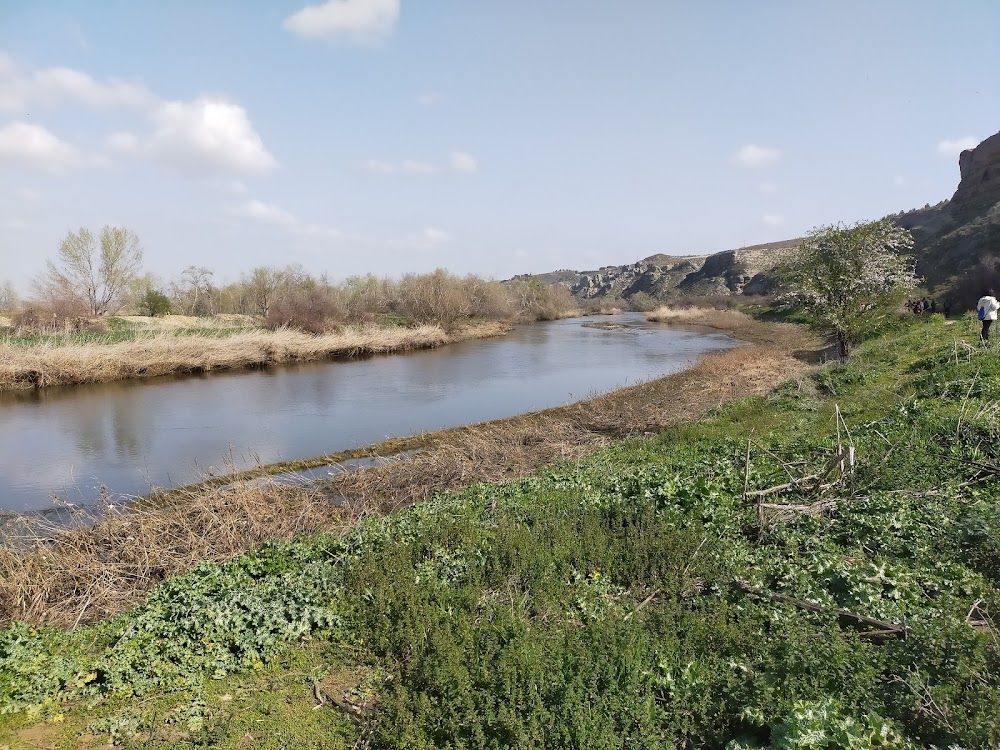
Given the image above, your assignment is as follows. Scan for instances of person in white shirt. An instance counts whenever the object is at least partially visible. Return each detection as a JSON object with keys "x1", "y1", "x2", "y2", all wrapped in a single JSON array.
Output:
[{"x1": 976, "y1": 289, "x2": 1000, "y2": 343}]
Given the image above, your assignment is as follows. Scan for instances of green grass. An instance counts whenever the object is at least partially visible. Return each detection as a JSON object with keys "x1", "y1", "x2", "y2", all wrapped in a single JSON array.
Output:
[
  {"x1": 0, "y1": 325, "x2": 264, "y2": 348},
  {"x1": 2, "y1": 314, "x2": 999, "y2": 749}
]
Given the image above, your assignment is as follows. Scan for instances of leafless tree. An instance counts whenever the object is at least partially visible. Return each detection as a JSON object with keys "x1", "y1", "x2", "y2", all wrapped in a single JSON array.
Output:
[
  {"x1": 34, "y1": 226, "x2": 144, "y2": 316},
  {"x1": 0, "y1": 280, "x2": 19, "y2": 312}
]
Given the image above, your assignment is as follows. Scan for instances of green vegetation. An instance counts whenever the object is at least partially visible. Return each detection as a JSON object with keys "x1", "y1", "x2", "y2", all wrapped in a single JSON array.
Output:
[
  {"x1": 1, "y1": 314, "x2": 999, "y2": 748},
  {"x1": 777, "y1": 219, "x2": 918, "y2": 359}
]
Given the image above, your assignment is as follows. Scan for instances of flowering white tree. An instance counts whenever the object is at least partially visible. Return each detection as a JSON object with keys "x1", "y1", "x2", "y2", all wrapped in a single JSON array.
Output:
[{"x1": 778, "y1": 219, "x2": 917, "y2": 359}]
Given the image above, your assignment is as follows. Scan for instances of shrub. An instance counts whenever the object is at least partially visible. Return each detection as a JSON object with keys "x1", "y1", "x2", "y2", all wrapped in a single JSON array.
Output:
[
  {"x1": 138, "y1": 289, "x2": 171, "y2": 317},
  {"x1": 266, "y1": 281, "x2": 346, "y2": 333}
]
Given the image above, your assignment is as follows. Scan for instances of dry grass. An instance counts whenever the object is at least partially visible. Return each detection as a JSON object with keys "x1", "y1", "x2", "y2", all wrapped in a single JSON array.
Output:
[
  {"x1": 116, "y1": 313, "x2": 259, "y2": 330},
  {"x1": 0, "y1": 481, "x2": 350, "y2": 627},
  {"x1": 0, "y1": 322, "x2": 510, "y2": 391},
  {"x1": 0, "y1": 315, "x2": 821, "y2": 627}
]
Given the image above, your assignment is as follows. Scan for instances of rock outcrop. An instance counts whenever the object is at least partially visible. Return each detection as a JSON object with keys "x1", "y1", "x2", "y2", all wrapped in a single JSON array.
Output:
[
  {"x1": 953, "y1": 131, "x2": 1000, "y2": 218},
  {"x1": 900, "y1": 128, "x2": 1000, "y2": 292},
  {"x1": 553, "y1": 239, "x2": 801, "y2": 302}
]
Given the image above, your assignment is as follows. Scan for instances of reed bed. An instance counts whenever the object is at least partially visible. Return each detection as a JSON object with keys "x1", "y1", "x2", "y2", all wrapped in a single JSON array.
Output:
[
  {"x1": 0, "y1": 322, "x2": 510, "y2": 391},
  {"x1": 0, "y1": 315, "x2": 821, "y2": 626}
]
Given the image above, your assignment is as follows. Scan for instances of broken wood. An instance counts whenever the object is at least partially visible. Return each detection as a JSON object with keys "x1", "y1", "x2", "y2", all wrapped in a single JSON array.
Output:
[
  {"x1": 734, "y1": 580, "x2": 908, "y2": 640},
  {"x1": 746, "y1": 474, "x2": 821, "y2": 498}
]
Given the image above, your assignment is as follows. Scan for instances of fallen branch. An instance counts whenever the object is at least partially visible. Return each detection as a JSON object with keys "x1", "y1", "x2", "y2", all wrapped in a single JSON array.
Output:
[
  {"x1": 757, "y1": 499, "x2": 837, "y2": 519},
  {"x1": 746, "y1": 474, "x2": 821, "y2": 498},
  {"x1": 734, "y1": 581, "x2": 907, "y2": 640},
  {"x1": 624, "y1": 588, "x2": 661, "y2": 621}
]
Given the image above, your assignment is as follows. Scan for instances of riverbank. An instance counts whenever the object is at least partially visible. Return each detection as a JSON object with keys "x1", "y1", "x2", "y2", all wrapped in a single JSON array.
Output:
[
  {"x1": 2, "y1": 312, "x2": 997, "y2": 748},
  {"x1": 0, "y1": 320, "x2": 511, "y2": 391},
  {"x1": 0, "y1": 311, "x2": 819, "y2": 627}
]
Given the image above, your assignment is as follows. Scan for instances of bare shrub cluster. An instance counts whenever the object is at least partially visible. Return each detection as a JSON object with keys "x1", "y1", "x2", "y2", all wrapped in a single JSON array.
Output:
[{"x1": 262, "y1": 269, "x2": 578, "y2": 332}]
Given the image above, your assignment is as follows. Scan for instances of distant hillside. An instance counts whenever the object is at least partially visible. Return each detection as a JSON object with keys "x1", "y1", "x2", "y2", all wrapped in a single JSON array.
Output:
[
  {"x1": 517, "y1": 238, "x2": 803, "y2": 304},
  {"x1": 519, "y1": 127, "x2": 1000, "y2": 307}
]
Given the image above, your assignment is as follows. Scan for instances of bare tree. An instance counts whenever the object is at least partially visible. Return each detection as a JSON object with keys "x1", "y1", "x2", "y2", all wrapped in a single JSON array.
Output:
[
  {"x1": 35, "y1": 226, "x2": 144, "y2": 316},
  {"x1": 241, "y1": 266, "x2": 287, "y2": 318},
  {"x1": 170, "y1": 265, "x2": 215, "y2": 316},
  {"x1": 0, "y1": 280, "x2": 19, "y2": 312}
]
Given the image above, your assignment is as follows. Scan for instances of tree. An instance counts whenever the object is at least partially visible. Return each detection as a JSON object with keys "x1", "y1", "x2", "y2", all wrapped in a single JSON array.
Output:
[
  {"x1": 36, "y1": 226, "x2": 144, "y2": 316},
  {"x1": 241, "y1": 266, "x2": 287, "y2": 318},
  {"x1": 777, "y1": 219, "x2": 917, "y2": 360},
  {"x1": 0, "y1": 280, "x2": 19, "y2": 312},
  {"x1": 171, "y1": 266, "x2": 215, "y2": 316}
]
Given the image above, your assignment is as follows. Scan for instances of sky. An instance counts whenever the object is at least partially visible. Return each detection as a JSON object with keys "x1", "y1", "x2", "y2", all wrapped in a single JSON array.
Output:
[{"x1": 0, "y1": 0, "x2": 998, "y2": 294}]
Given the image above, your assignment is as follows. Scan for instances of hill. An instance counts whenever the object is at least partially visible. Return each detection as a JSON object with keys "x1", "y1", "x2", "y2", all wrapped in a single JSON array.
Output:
[
  {"x1": 517, "y1": 238, "x2": 803, "y2": 304},
  {"x1": 522, "y1": 126, "x2": 1000, "y2": 307}
]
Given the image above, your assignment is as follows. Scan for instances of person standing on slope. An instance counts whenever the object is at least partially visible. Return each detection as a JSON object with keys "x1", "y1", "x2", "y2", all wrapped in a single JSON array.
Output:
[{"x1": 977, "y1": 289, "x2": 1000, "y2": 343}]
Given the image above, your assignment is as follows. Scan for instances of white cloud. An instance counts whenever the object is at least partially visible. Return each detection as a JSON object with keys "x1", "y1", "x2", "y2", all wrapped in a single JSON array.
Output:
[
  {"x1": 891, "y1": 175, "x2": 908, "y2": 189},
  {"x1": 937, "y1": 136, "x2": 979, "y2": 158},
  {"x1": 0, "y1": 53, "x2": 153, "y2": 112},
  {"x1": 233, "y1": 199, "x2": 297, "y2": 226},
  {"x1": 364, "y1": 152, "x2": 477, "y2": 176},
  {"x1": 282, "y1": 0, "x2": 400, "y2": 42},
  {"x1": 16, "y1": 187, "x2": 43, "y2": 201},
  {"x1": 449, "y1": 151, "x2": 478, "y2": 174},
  {"x1": 230, "y1": 198, "x2": 343, "y2": 240},
  {"x1": 399, "y1": 159, "x2": 435, "y2": 175},
  {"x1": 0, "y1": 121, "x2": 84, "y2": 172},
  {"x1": 364, "y1": 159, "x2": 397, "y2": 174},
  {"x1": 0, "y1": 54, "x2": 276, "y2": 178},
  {"x1": 416, "y1": 91, "x2": 444, "y2": 108},
  {"x1": 422, "y1": 227, "x2": 450, "y2": 244},
  {"x1": 758, "y1": 181, "x2": 778, "y2": 193},
  {"x1": 117, "y1": 98, "x2": 277, "y2": 175},
  {"x1": 209, "y1": 178, "x2": 249, "y2": 195},
  {"x1": 736, "y1": 144, "x2": 782, "y2": 168},
  {"x1": 761, "y1": 214, "x2": 786, "y2": 227}
]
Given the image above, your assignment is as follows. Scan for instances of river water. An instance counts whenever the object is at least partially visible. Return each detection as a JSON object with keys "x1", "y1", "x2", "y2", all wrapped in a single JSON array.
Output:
[{"x1": 0, "y1": 314, "x2": 735, "y2": 514}]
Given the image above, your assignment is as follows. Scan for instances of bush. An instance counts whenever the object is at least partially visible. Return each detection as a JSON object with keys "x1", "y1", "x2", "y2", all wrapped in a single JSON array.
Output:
[
  {"x1": 138, "y1": 289, "x2": 171, "y2": 317},
  {"x1": 265, "y1": 281, "x2": 346, "y2": 333}
]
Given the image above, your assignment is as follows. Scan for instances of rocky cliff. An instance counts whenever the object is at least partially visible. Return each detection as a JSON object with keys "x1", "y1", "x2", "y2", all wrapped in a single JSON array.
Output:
[
  {"x1": 900, "y1": 129, "x2": 1000, "y2": 291},
  {"x1": 549, "y1": 239, "x2": 800, "y2": 303}
]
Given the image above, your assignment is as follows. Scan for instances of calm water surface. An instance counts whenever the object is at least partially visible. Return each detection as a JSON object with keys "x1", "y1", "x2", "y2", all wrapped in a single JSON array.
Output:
[{"x1": 0, "y1": 314, "x2": 735, "y2": 513}]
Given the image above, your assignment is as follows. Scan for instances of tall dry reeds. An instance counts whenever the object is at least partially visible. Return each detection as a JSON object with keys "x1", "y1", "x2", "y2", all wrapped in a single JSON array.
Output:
[{"x1": 0, "y1": 322, "x2": 510, "y2": 391}]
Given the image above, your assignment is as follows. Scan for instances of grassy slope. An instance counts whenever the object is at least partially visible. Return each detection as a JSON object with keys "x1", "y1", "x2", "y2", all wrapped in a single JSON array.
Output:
[{"x1": 2, "y1": 315, "x2": 999, "y2": 748}]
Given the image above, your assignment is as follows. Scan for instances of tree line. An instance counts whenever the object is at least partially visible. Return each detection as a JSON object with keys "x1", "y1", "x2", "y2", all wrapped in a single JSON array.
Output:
[{"x1": 1, "y1": 225, "x2": 578, "y2": 331}]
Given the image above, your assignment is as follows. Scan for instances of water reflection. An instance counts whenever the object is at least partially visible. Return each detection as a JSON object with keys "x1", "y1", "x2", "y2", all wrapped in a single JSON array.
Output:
[{"x1": 0, "y1": 314, "x2": 736, "y2": 512}]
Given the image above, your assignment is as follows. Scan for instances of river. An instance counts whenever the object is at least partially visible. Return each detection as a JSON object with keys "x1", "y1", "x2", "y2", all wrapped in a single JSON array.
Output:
[{"x1": 0, "y1": 314, "x2": 736, "y2": 514}]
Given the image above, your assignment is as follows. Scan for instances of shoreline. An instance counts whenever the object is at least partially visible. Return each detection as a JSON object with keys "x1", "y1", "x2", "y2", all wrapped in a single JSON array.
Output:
[
  {"x1": 0, "y1": 320, "x2": 511, "y2": 392},
  {"x1": 0, "y1": 309, "x2": 824, "y2": 627}
]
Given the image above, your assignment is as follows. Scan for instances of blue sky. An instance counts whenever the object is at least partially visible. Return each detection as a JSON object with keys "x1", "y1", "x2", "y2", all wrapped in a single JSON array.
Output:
[{"x1": 1, "y1": 0, "x2": 998, "y2": 293}]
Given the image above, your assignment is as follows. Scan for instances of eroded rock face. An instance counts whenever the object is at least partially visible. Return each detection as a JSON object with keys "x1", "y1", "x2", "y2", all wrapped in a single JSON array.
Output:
[
  {"x1": 567, "y1": 241, "x2": 798, "y2": 300},
  {"x1": 952, "y1": 132, "x2": 1000, "y2": 216}
]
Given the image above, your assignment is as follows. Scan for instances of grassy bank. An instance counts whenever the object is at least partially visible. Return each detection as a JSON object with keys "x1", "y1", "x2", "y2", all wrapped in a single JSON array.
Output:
[
  {"x1": 0, "y1": 314, "x2": 816, "y2": 628},
  {"x1": 3, "y1": 313, "x2": 998, "y2": 748},
  {"x1": 0, "y1": 320, "x2": 510, "y2": 391}
]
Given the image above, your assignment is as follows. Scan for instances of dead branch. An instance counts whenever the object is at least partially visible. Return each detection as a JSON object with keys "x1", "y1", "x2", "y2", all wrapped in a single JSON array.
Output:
[{"x1": 734, "y1": 581, "x2": 907, "y2": 640}]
